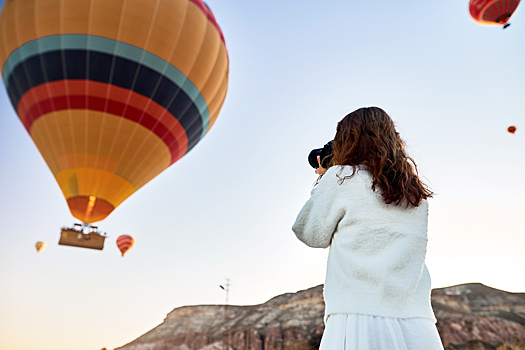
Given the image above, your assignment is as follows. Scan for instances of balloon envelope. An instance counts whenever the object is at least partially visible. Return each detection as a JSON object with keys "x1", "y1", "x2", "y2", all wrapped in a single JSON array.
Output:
[
  {"x1": 0, "y1": 0, "x2": 229, "y2": 223},
  {"x1": 508, "y1": 126, "x2": 517, "y2": 134},
  {"x1": 35, "y1": 241, "x2": 47, "y2": 253},
  {"x1": 117, "y1": 235, "x2": 134, "y2": 256},
  {"x1": 469, "y1": 0, "x2": 521, "y2": 26}
]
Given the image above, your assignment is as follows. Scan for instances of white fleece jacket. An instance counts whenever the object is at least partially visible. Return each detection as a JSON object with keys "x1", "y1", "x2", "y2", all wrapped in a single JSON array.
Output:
[{"x1": 292, "y1": 166, "x2": 436, "y2": 323}]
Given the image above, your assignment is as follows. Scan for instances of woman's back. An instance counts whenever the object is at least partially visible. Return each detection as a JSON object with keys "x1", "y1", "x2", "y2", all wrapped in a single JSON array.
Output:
[{"x1": 293, "y1": 165, "x2": 435, "y2": 322}]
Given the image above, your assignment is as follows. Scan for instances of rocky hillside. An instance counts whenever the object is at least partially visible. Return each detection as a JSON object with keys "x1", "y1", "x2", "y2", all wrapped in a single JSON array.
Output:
[
  {"x1": 432, "y1": 283, "x2": 525, "y2": 350},
  {"x1": 115, "y1": 283, "x2": 525, "y2": 350}
]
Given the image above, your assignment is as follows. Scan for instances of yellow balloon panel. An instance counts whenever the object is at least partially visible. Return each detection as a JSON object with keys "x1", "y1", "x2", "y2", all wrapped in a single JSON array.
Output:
[
  {"x1": 30, "y1": 110, "x2": 172, "y2": 189},
  {"x1": 143, "y1": 0, "x2": 188, "y2": 61},
  {"x1": 60, "y1": 0, "x2": 92, "y2": 34},
  {"x1": 208, "y1": 78, "x2": 229, "y2": 130},
  {"x1": 200, "y1": 43, "x2": 229, "y2": 110},
  {"x1": 27, "y1": 109, "x2": 173, "y2": 223},
  {"x1": 168, "y1": 3, "x2": 208, "y2": 77},
  {"x1": 116, "y1": 0, "x2": 165, "y2": 49},
  {"x1": 55, "y1": 168, "x2": 134, "y2": 207},
  {"x1": 34, "y1": 0, "x2": 61, "y2": 37},
  {"x1": 88, "y1": 0, "x2": 126, "y2": 39},
  {"x1": 5, "y1": 0, "x2": 38, "y2": 51},
  {"x1": 187, "y1": 20, "x2": 222, "y2": 91}
]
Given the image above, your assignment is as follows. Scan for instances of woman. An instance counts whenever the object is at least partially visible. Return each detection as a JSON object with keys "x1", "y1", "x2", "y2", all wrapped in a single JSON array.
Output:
[{"x1": 292, "y1": 107, "x2": 443, "y2": 350}]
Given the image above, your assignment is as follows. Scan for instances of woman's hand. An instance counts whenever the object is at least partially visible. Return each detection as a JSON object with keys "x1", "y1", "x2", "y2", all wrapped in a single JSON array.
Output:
[{"x1": 315, "y1": 155, "x2": 327, "y2": 175}]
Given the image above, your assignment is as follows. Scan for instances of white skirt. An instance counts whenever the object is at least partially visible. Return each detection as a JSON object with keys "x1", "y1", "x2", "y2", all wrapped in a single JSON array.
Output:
[{"x1": 320, "y1": 314, "x2": 444, "y2": 350}]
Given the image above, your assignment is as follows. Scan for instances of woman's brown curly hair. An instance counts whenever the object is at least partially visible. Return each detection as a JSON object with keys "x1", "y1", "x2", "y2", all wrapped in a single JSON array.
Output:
[{"x1": 330, "y1": 107, "x2": 432, "y2": 207}]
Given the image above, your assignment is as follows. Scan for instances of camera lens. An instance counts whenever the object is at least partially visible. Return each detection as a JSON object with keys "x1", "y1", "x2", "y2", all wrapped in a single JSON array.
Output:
[
  {"x1": 308, "y1": 149, "x2": 322, "y2": 168},
  {"x1": 308, "y1": 140, "x2": 333, "y2": 169}
]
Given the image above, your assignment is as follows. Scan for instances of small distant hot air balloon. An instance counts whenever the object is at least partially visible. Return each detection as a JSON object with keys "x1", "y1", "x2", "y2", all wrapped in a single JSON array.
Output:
[
  {"x1": 469, "y1": 0, "x2": 521, "y2": 28},
  {"x1": 35, "y1": 241, "x2": 47, "y2": 253},
  {"x1": 117, "y1": 235, "x2": 134, "y2": 257},
  {"x1": 508, "y1": 126, "x2": 517, "y2": 134}
]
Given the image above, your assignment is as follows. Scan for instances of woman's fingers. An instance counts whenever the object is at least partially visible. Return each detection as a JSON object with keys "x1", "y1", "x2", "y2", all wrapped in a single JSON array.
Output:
[{"x1": 316, "y1": 155, "x2": 327, "y2": 175}]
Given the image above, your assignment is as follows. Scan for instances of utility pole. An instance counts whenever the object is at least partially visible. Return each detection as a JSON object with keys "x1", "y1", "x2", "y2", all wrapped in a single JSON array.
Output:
[{"x1": 219, "y1": 279, "x2": 231, "y2": 350}]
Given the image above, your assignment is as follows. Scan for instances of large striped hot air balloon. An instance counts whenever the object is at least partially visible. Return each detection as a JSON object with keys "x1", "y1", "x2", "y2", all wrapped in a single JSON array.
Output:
[
  {"x1": 116, "y1": 235, "x2": 134, "y2": 256},
  {"x1": 0, "y1": 0, "x2": 229, "y2": 224},
  {"x1": 469, "y1": 0, "x2": 521, "y2": 28}
]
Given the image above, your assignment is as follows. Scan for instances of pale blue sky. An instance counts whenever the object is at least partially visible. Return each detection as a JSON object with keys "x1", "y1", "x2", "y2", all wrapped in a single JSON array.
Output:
[{"x1": 0, "y1": 1, "x2": 524, "y2": 350}]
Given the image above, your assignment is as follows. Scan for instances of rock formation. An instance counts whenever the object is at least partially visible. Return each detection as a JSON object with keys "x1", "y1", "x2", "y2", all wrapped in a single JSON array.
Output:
[
  {"x1": 115, "y1": 283, "x2": 525, "y2": 350},
  {"x1": 432, "y1": 283, "x2": 525, "y2": 350}
]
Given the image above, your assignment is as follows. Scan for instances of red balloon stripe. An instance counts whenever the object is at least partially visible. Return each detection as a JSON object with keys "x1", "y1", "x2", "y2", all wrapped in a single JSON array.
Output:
[{"x1": 18, "y1": 82, "x2": 189, "y2": 165}]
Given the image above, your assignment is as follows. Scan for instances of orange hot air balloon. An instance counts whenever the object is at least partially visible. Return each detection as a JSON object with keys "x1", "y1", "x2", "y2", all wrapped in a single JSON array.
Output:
[
  {"x1": 508, "y1": 126, "x2": 517, "y2": 134},
  {"x1": 117, "y1": 235, "x2": 134, "y2": 257},
  {"x1": 469, "y1": 0, "x2": 521, "y2": 28},
  {"x1": 35, "y1": 241, "x2": 47, "y2": 253},
  {"x1": 0, "y1": 0, "x2": 229, "y2": 224}
]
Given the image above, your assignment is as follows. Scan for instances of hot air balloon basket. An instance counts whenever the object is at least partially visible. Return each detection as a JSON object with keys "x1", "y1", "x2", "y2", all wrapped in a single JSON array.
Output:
[{"x1": 59, "y1": 228, "x2": 106, "y2": 250}]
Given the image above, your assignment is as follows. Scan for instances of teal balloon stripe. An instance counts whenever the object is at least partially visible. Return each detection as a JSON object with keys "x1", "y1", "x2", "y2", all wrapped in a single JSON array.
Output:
[{"x1": 2, "y1": 34, "x2": 210, "y2": 139}]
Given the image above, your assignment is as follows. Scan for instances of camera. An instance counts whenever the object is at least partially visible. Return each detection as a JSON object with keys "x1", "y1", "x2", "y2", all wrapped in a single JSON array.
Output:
[{"x1": 308, "y1": 140, "x2": 333, "y2": 169}]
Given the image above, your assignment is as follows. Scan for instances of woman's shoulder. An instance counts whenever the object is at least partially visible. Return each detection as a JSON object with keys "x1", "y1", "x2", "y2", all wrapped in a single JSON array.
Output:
[
  {"x1": 324, "y1": 165, "x2": 353, "y2": 176},
  {"x1": 323, "y1": 165, "x2": 370, "y2": 182},
  {"x1": 318, "y1": 165, "x2": 370, "y2": 190},
  {"x1": 319, "y1": 166, "x2": 347, "y2": 185}
]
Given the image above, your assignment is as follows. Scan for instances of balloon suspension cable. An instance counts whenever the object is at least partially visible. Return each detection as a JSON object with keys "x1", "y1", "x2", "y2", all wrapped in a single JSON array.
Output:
[{"x1": 64, "y1": 222, "x2": 106, "y2": 237}]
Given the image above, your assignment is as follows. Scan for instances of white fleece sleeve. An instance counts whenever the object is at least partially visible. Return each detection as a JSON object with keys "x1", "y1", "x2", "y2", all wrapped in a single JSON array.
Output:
[{"x1": 292, "y1": 167, "x2": 346, "y2": 248}]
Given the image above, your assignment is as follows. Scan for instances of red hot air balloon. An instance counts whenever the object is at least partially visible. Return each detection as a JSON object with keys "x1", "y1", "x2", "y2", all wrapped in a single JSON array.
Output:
[
  {"x1": 469, "y1": 0, "x2": 521, "y2": 28},
  {"x1": 508, "y1": 126, "x2": 517, "y2": 134},
  {"x1": 117, "y1": 235, "x2": 134, "y2": 257}
]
